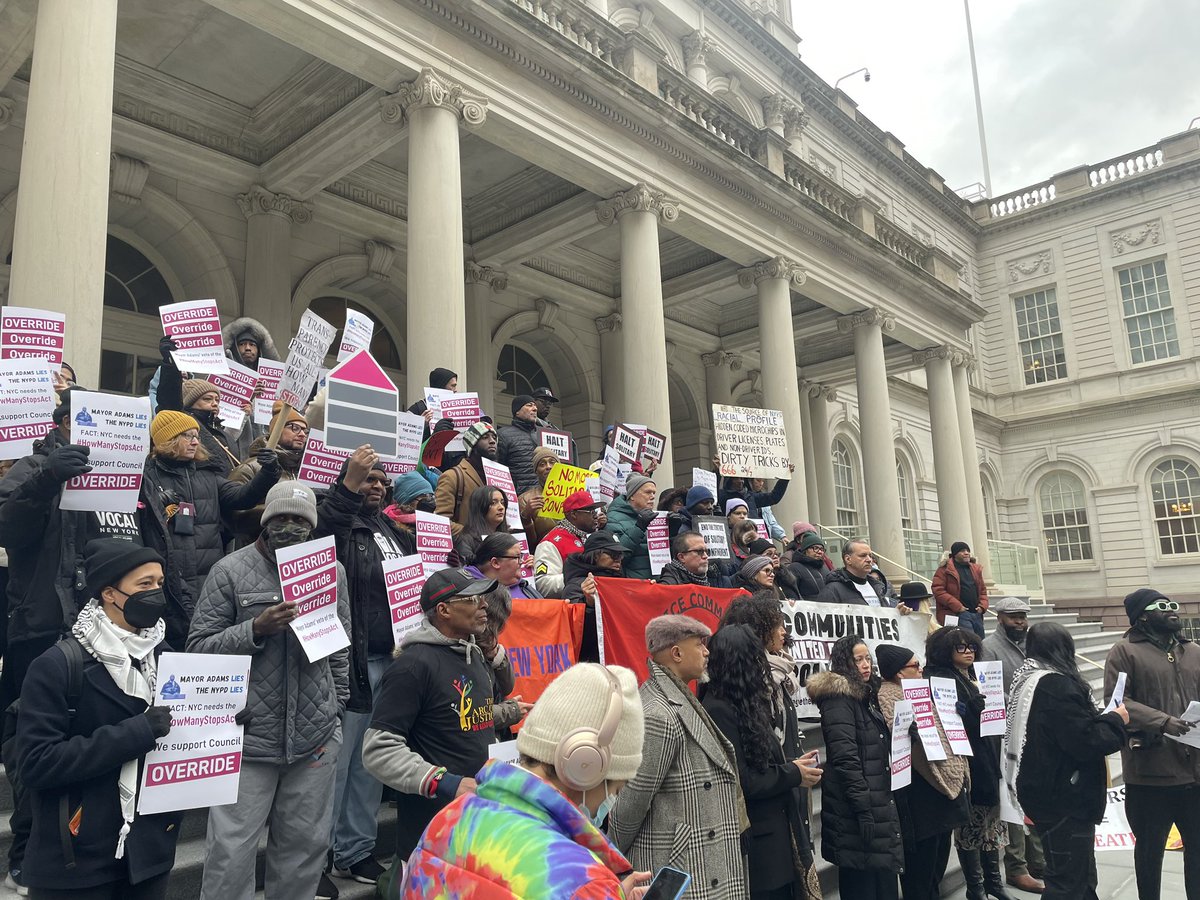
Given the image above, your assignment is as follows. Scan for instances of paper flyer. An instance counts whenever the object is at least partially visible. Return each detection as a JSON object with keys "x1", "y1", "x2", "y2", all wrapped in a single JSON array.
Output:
[
  {"x1": 160, "y1": 299, "x2": 228, "y2": 375},
  {"x1": 276, "y1": 534, "x2": 349, "y2": 663},
  {"x1": 59, "y1": 391, "x2": 151, "y2": 513}
]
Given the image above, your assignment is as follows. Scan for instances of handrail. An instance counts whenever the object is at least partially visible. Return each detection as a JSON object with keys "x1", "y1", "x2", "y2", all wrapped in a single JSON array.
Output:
[{"x1": 815, "y1": 523, "x2": 929, "y2": 585}]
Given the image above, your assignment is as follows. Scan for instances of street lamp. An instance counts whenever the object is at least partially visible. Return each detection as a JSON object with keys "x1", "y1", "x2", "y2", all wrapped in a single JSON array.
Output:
[{"x1": 834, "y1": 67, "x2": 870, "y2": 91}]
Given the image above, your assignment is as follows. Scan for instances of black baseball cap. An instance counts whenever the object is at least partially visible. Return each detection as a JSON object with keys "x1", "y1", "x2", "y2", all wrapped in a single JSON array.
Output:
[
  {"x1": 419, "y1": 569, "x2": 499, "y2": 612},
  {"x1": 584, "y1": 531, "x2": 625, "y2": 555},
  {"x1": 531, "y1": 386, "x2": 559, "y2": 403}
]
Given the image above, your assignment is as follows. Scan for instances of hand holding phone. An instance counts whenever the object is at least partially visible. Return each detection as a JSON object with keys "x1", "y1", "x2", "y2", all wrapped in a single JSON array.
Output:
[{"x1": 641, "y1": 866, "x2": 692, "y2": 900}]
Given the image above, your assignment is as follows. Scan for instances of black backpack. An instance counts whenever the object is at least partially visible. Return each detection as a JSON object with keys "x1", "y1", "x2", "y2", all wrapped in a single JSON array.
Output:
[{"x1": 1, "y1": 637, "x2": 86, "y2": 792}]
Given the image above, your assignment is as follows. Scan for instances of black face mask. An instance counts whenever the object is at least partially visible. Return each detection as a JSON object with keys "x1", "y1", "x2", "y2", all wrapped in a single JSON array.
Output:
[
  {"x1": 415, "y1": 498, "x2": 437, "y2": 514},
  {"x1": 264, "y1": 520, "x2": 313, "y2": 549},
  {"x1": 113, "y1": 588, "x2": 166, "y2": 630}
]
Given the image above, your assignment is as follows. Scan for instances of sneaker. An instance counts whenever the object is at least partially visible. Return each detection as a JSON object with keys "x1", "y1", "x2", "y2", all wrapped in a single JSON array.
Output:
[
  {"x1": 5, "y1": 868, "x2": 29, "y2": 897},
  {"x1": 334, "y1": 855, "x2": 387, "y2": 884},
  {"x1": 315, "y1": 871, "x2": 340, "y2": 900}
]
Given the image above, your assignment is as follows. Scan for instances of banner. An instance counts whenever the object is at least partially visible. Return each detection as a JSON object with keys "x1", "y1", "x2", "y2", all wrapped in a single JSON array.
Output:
[
  {"x1": 296, "y1": 429, "x2": 351, "y2": 488},
  {"x1": 903, "y1": 681, "x2": 948, "y2": 762},
  {"x1": 498, "y1": 599, "x2": 587, "y2": 706},
  {"x1": 540, "y1": 462, "x2": 593, "y2": 519},
  {"x1": 786, "y1": 600, "x2": 930, "y2": 717},
  {"x1": 712, "y1": 403, "x2": 791, "y2": 480},
  {"x1": 278, "y1": 310, "x2": 337, "y2": 410},
  {"x1": 647, "y1": 513, "x2": 671, "y2": 575},
  {"x1": 276, "y1": 534, "x2": 348, "y2": 662},
  {"x1": 252, "y1": 359, "x2": 285, "y2": 425},
  {"x1": 692, "y1": 467, "x2": 718, "y2": 499},
  {"x1": 383, "y1": 554, "x2": 425, "y2": 645},
  {"x1": 890, "y1": 699, "x2": 914, "y2": 790},
  {"x1": 337, "y1": 308, "x2": 375, "y2": 362},
  {"x1": 481, "y1": 459, "x2": 522, "y2": 529},
  {"x1": 1095, "y1": 785, "x2": 1136, "y2": 851},
  {"x1": 695, "y1": 516, "x2": 730, "y2": 558},
  {"x1": 325, "y1": 350, "x2": 399, "y2": 456},
  {"x1": 595, "y1": 579, "x2": 749, "y2": 683},
  {"x1": 160, "y1": 299, "x2": 228, "y2": 375},
  {"x1": 1, "y1": 306, "x2": 65, "y2": 365},
  {"x1": 60, "y1": 391, "x2": 151, "y2": 513},
  {"x1": 138, "y1": 652, "x2": 252, "y2": 815},
  {"x1": 416, "y1": 510, "x2": 453, "y2": 576},
  {"x1": 930, "y1": 676, "x2": 973, "y2": 756},
  {"x1": 538, "y1": 429, "x2": 571, "y2": 461},
  {"x1": 975, "y1": 660, "x2": 1007, "y2": 737},
  {"x1": 207, "y1": 359, "x2": 258, "y2": 432},
  {"x1": 0, "y1": 360, "x2": 56, "y2": 457},
  {"x1": 612, "y1": 425, "x2": 642, "y2": 463}
]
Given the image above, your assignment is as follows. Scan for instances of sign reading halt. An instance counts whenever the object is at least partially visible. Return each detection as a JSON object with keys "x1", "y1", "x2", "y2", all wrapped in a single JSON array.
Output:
[{"x1": 325, "y1": 350, "x2": 399, "y2": 457}]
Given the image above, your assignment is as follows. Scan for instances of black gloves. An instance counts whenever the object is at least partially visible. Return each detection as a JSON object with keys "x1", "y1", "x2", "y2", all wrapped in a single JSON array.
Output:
[
  {"x1": 234, "y1": 707, "x2": 254, "y2": 727},
  {"x1": 144, "y1": 705, "x2": 172, "y2": 739},
  {"x1": 634, "y1": 508, "x2": 657, "y2": 530},
  {"x1": 46, "y1": 445, "x2": 91, "y2": 483},
  {"x1": 159, "y1": 336, "x2": 178, "y2": 365},
  {"x1": 256, "y1": 447, "x2": 280, "y2": 479}
]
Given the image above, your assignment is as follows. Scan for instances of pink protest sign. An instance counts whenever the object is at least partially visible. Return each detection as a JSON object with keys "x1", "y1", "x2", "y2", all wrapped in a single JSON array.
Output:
[
  {"x1": 1, "y1": 306, "x2": 65, "y2": 365},
  {"x1": 481, "y1": 458, "x2": 522, "y2": 529},
  {"x1": 160, "y1": 300, "x2": 228, "y2": 375},
  {"x1": 253, "y1": 359, "x2": 285, "y2": 425},
  {"x1": 903, "y1": 681, "x2": 948, "y2": 762},
  {"x1": 276, "y1": 534, "x2": 348, "y2": 663},
  {"x1": 437, "y1": 393, "x2": 481, "y2": 428},
  {"x1": 383, "y1": 554, "x2": 425, "y2": 645},
  {"x1": 415, "y1": 511, "x2": 453, "y2": 576},
  {"x1": 325, "y1": 350, "x2": 399, "y2": 456},
  {"x1": 296, "y1": 429, "x2": 351, "y2": 489},
  {"x1": 208, "y1": 360, "x2": 258, "y2": 432},
  {"x1": 515, "y1": 531, "x2": 534, "y2": 579},
  {"x1": 647, "y1": 513, "x2": 671, "y2": 575}
]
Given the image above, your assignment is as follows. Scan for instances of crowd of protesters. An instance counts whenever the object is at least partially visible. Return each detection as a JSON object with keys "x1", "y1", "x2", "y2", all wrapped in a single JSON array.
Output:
[{"x1": 0, "y1": 316, "x2": 1193, "y2": 900}]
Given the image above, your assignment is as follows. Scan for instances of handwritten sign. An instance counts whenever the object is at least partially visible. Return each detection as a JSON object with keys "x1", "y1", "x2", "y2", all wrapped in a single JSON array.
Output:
[
  {"x1": 902, "y1": 681, "x2": 948, "y2": 761},
  {"x1": 207, "y1": 359, "x2": 258, "y2": 432},
  {"x1": 647, "y1": 513, "x2": 671, "y2": 575},
  {"x1": 481, "y1": 459, "x2": 522, "y2": 529},
  {"x1": 277, "y1": 534, "x2": 348, "y2": 662},
  {"x1": 278, "y1": 310, "x2": 337, "y2": 410},
  {"x1": 539, "y1": 462, "x2": 593, "y2": 519},
  {"x1": 890, "y1": 699, "x2": 914, "y2": 790},
  {"x1": 975, "y1": 660, "x2": 1007, "y2": 737},
  {"x1": 252, "y1": 359, "x2": 285, "y2": 425},
  {"x1": 383, "y1": 554, "x2": 425, "y2": 645},
  {"x1": 612, "y1": 425, "x2": 642, "y2": 463},
  {"x1": 0, "y1": 360, "x2": 56, "y2": 457},
  {"x1": 538, "y1": 429, "x2": 571, "y2": 461},
  {"x1": 325, "y1": 350, "x2": 399, "y2": 456},
  {"x1": 1, "y1": 306, "x2": 65, "y2": 365},
  {"x1": 337, "y1": 308, "x2": 375, "y2": 362},
  {"x1": 692, "y1": 468, "x2": 718, "y2": 499},
  {"x1": 712, "y1": 403, "x2": 791, "y2": 480},
  {"x1": 60, "y1": 391, "x2": 150, "y2": 513},
  {"x1": 416, "y1": 510, "x2": 453, "y2": 576},
  {"x1": 930, "y1": 676, "x2": 973, "y2": 756},
  {"x1": 160, "y1": 300, "x2": 228, "y2": 375}
]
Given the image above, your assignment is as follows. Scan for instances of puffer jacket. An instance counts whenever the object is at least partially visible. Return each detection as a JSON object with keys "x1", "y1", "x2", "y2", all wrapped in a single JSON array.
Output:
[
  {"x1": 496, "y1": 418, "x2": 539, "y2": 495},
  {"x1": 605, "y1": 496, "x2": 651, "y2": 578},
  {"x1": 788, "y1": 555, "x2": 827, "y2": 599},
  {"x1": 227, "y1": 435, "x2": 303, "y2": 546},
  {"x1": 186, "y1": 542, "x2": 350, "y2": 763},
  {"x1": 819, "y1": 568, "x2": 888, "y2": 607},
  {"x1": 806, "y1": 670, "x2": 903, "y2": 873},
  {"x1": 139, "y1": 454, "x2": 277, "y2": 649},
  {"x1": 154, "y1": 359, "x2": 241, "y2": 477}
]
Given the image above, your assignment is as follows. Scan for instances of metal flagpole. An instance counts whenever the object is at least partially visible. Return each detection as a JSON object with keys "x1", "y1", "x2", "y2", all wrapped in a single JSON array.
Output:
[{"x1": 963, "y1": 0, "x2": 993, "y2": 197}]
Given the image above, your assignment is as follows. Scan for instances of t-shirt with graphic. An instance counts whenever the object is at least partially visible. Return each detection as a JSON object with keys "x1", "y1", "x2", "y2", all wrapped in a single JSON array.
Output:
[{"x1": 87, "y1": 510, "x2": 144, "y2": 545}]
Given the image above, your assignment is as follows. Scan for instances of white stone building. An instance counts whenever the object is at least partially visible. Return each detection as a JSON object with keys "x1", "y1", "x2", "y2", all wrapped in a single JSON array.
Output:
[{"x1": 0, "y1": 0, "x2": 1197, "y2": 620}]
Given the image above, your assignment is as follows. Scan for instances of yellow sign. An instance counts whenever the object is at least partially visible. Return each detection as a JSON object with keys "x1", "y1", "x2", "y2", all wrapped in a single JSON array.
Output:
[{"x1": 539, "y1": 462, "x2": 594, "y2": 519}]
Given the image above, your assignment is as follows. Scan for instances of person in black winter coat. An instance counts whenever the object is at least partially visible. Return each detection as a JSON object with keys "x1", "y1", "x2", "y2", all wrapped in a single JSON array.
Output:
[
  {"x1": 154, "y1": 337, "x2": 241, "y2": 477},
  {"x1": 787, "y1": 533, "x2": 828, "y2": 599},
  {"x1": 701, "y1": 624, "x2": 821, "y2": 900},
  {"x1": 562, "y1": 531, "x2": 627, "y2": 662},
  {"x1": 806, "y1": 634, "x2": 903, "y2": 900},
  {"x1": 138, "y1": 411, "x2": 278, "y2": 650},
  {"x1": 16, "y1": 540, "x2": 181, "y2": 898},
  {"x1": 496, "y1": 395, "x2": 541, "y2": 495},
  {"x1": 1007, "y1": 623, "x2": 1128, "y2": 900}
]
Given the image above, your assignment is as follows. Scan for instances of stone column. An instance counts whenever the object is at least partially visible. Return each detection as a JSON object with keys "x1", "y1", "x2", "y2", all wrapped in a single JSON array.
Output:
[
  {"x1": 804, "y1": 381, "x2": 838, "y2": 526},
  {"x1": 595, "y1": 313, "x2": 624, "y2": 427},
  {"x1": 702, "y1": 350, "x2": 740, "y2": 410},
  {"x1": 916, "y1": 346, "x2": 972, "y2": 553},
  {"x1": 597, "y1": 183, "x2": 680, "y2": 489},
  {"x1": 385, "y1": 69, "x2": 486, "y2": 405},
  {"x1": 464, "y1": 262, "x2": 506, "y2": 418},
  {"x1": 838, "y1": 309, "x2": 906, "y2": 580},
  {"x1": 953, "y1": 354, "x2": 992, "y2": 576},
  {"x1": 681, "y1": 32, "x2": 713, "y2": 87},
  {"x1": 237, "y1": 185, "x2": 311, "y2": 348},
  {"x1": 6, "y1": 0, "x2": 118, "y2": 387},
  {"x1": 740, "y1": 257, "x2": 808, "y2": 523}
]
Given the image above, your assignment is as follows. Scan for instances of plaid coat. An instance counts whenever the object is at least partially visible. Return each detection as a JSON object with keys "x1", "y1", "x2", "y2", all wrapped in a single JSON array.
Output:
[{"x1": 607, "y1": 663, "x2": 748, "y2": 899}]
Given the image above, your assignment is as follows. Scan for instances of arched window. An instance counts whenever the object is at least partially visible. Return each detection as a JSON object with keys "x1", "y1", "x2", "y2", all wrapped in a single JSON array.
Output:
[
  {"x1": 103, "y1": 235, "x2": 173, "y2": 314},
  {"x1": 981, "y1": 477, "x2": 997, "y2": 540},
  {"x1": 896, "y1": 454, "x2": 914, "y2": 530},
  {"x1": 1039, "y1": 472, "x2": 1092, "y2": 562},
  {"x1": 496, "y1": 344, "x2": 550, "y2": 398},
  {"x1": 307, "y1": 296, "x2": 402, "y2": 370},
  {"x1": 832, "y1": 439, "x2": 860, "y2": 529},
  {"x1": 1150, "y1": 458, "x2": 1200, "y2": 555}
]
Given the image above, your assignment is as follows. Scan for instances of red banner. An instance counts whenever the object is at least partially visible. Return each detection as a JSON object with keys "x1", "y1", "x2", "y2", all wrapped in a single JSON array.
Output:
[
  {"x1": 498, "y1": 599, "x2": 586, "y2": 707},
  {"x1": 594, "y1": 578, "x2": 749, "y2": 683}
]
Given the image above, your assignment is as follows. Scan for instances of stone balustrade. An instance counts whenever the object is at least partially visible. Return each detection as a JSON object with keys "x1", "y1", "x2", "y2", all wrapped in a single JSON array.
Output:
[
  {"x1": 782, "y1": 159, "x2": 854, "y2": 222},
  {"x1": 875, "y1": 218, "x2": 928, "y2": 267},
  {"x1": 1088, "y1": 145, "x2": 1163, "y2": 186},
  {"x1": 656, "y1": 67, "x2": 757, "y2": 157}
]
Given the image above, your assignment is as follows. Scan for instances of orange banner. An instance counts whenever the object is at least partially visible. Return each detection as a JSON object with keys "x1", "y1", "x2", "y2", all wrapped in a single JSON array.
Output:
[{"x1": 498, "y1": 599, "x2": 586, "y2": 706}]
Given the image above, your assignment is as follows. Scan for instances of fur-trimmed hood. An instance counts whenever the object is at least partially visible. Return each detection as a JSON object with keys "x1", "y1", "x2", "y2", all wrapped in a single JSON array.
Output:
[
  {"x1": 222, "y1": 316, "x2": 280, "y2": 362},
  {"x1": 805, "y1": 669, "x2": 868, "y2": 704}
]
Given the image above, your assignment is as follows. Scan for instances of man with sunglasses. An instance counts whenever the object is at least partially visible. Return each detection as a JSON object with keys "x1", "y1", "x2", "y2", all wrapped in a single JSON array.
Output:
[{"x1": 1105, "y1": 588, "x2": 1200, "y2": 900}]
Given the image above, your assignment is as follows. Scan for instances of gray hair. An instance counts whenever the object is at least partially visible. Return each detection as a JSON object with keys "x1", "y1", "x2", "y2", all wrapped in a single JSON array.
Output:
[
  {"x1": 645, "y1": 614, "x2": 712, "y2": 654},
  {"x1": 842, "y1": 537, "x2": 870, "y2": 563}
]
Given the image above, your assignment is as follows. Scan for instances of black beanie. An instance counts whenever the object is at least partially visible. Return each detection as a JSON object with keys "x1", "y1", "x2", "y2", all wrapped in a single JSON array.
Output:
[
  {"x1": 876, "y1": 643, "x2": 916, "y2": 680},
  {"x1": 53, "y1": 385, "x2": 84, "y2": 425},
  {"x1": 84, "y1": 539, "x2": 164, "y2": 601},
  {"x1": 1124, "y1": 588, "x2": 1169, "y2": 625},
  {"x1": 950, "y1": 541, "x2": 970, "y2": 556},
  {"x1": 747, "y1": 538, "x2": 774, "y2": 556},
  {"x1": 428, "y1": 367, "x2": 457, "y2": 390},
  {"x1": 512, "y1": 394, "x2": 534, "y2": 417}
]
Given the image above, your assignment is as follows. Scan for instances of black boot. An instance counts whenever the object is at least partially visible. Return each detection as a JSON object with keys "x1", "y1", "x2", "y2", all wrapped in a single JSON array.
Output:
[
  {"x1": 958, "y1": 847, "x2": 987, "y2": 900},
  {"x1": 981, "y1": 850, "x2": 1015, "y2": 900}
]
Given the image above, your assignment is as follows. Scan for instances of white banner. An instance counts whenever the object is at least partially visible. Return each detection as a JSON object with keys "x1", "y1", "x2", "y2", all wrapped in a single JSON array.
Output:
[
  {"x1": 383, "y1": 554, "x2": 425, "y2": 645},
  {"x1": 416, "y1": 510, "x2": 453, "y2": 576},
  {"x1": 337, "y1": 308, "x2": 375, "y2": 362},
  {"x1": 138, "y1": 652, "x2": 252, "y2": 815},
  {"x1": 0, "y1": 359, "x2": 56, "y2": 457},
  {"x1": 59, "y1": 391, "x2": 150, "y2": 513},
  {"x1": 890, "y1": 699, "x2": 914, "y2": 790},
  {"x1": 975, "y1": 660, "x2": 1007, "y2": 737},
  {"x1": 160, "y1": 299, "x2": 228, "y2": 375},
  {"x1": 252, "y1": 359, "x2": 285, "y2": 425},
  {"x1": 277, "y1": 534, "x2": 348, "y2": 663},
  {"x1": 712, "y1": 403, "x2": 791, "y2": 480},
  {"x1": 930, "y1": 676, "x2": 974, "y2": 756}
]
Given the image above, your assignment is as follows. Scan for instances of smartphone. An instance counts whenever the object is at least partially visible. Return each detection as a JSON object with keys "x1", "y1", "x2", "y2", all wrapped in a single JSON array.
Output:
[{"x1": 642, "y1": 866, "x2": 691, "y2": 900}]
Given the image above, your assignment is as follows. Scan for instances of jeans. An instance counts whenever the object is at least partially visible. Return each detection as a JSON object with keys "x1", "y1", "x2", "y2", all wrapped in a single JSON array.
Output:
[
  {"x1": 1124, "y1": 782, "x2": 1200, "y2": 900},
  {"x1": 330, "y1": 654, "x2": 390, "y2": 869},
  {"x1": 1032, "y1": 816, "x2": 1098, "y2": 900},
  {"x1": 958, "y1": 610, "x2": 985, "y2": 639}
]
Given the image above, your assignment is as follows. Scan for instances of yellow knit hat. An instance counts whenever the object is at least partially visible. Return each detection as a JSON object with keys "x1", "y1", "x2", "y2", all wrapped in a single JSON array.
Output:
[{"x1": 151, "y1": 410, "x2": 200, "y2": 445}]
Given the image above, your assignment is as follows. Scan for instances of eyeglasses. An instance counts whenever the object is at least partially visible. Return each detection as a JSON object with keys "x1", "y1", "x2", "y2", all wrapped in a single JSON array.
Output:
[
  {"x1": 681, "y1": 548, "x2": 710, "y2": 557},
  {"x1": 953, "y1": 644, "x2": 977, "y2": 654},
  {"x1": 364, "y1": 475, "x2": 391, "y2": 486},
  {"x1": 284, "y1": 423, "x2": 309, "y2": 434},
  {"x1": 496, "y1": 554, "x2": 523, "y2": 561},
  {"x1": 445, "y1": 596, "x2": 485, "y2": 608},
  {"x1": 1145, "y1": 600, "x2": 1180, "y2": 612},
  {"x1": 902, "y1": 662, "x2": 921, "y2": 671},
  {"x1": 177, "y1": 431, "x2": 200, "y2": 442}
]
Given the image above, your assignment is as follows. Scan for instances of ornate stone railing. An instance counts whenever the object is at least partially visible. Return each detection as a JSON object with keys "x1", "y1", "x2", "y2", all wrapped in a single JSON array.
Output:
[
  {"x1": 505, "y1": 0, "x2": 620, "y2": 65},
  {"x1": 874, "y1": 218, "x2": 927, "y2": 267},
  {"x1": 1088, "y1": 145, "x2": 1163, "y2": 186},
  {"x1": 656, "y1": 67, "x2": 758, "y2": 157},
  {"x1": 782, "y1": 159, "x2": 854, "y2": 221},
  {"x1": 988, "y1": 180, "x2": 1055, "y2": 219}
]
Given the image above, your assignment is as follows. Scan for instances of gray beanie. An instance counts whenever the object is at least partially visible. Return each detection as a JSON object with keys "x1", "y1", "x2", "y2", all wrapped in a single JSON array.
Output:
[
  {"x1": 625, "y1": 472, "x2": 654, "y2": 498},
  {"x1": 740, "y1": 555, "x2": 773, "y2": 581},
  {"x1": 260, "y1": 482, "x2": 318, "y2": 528}
]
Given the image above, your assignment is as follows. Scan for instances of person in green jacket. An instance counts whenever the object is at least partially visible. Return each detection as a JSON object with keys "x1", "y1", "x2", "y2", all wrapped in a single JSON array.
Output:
[{"x1": 604, "y1": 473, "x2": 658, "y2": 579}]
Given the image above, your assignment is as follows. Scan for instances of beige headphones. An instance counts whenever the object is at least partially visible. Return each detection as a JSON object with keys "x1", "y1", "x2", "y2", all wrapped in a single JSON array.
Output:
[{"x1": 552, "y1": 665, "x2": 624, "y2": 792}]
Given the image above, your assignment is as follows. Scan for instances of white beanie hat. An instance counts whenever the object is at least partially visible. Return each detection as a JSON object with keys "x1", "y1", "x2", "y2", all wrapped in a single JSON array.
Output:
[{"x1": 517, "y1": 664, "x2": 644, "y2": 781}]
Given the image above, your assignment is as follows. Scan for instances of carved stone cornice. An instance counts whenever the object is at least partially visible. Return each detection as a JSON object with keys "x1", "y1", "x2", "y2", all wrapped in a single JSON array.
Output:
[
  {"x1": 1111, "y1": 220, "x2": 1161, "y2": 254},
  {"x1": 681, "y1": 31, "x2": 713, "y2": 68},
  {"x1": 109, "y1": 153, "x2": 150, "y2": 206},
  {"x1": 464, "y1": 261, "x2": 508, "y2": 292},
  {"x1": 595, "y1": 312, "x2": 623, "y2": 334},
  {"x1": 380, "y1": 68, "x2": 488, "y2": 126},
  {"x1": 595, "y1": 183, "x2": 681, "y2": 226},
  {"x1": 0, "y1": 98, "x2": 14, "y2": 131},
  {"x1": 737, "y1": 255, "x2": 807, "y2": 288},
  {"x1": 741, "y1": 0, "x2": 781, "y2": 16},
  {"x1": 800, "y1": 379, "x2": 837, "y2": 402},
  {"x1": 535, "y1": 297, "x2": 559, "y2": 330},
  {"x1": 236, "y1": 185, "x2": 312, "y2": 225},
  {"x1": 365, "y1": 240, "x2": 396, "y2": 281},
  {"x1": 701, "y1": 350, "x2": 743, "y2": 371},
  {"x1": 836, "y1": 308, "x2": 897, "y2": 334}
]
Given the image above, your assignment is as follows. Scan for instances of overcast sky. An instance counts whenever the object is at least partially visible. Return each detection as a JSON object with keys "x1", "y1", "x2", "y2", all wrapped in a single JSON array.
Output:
[{"x1": 791, "y1": 0, "x2": 1200, "y2": 198}]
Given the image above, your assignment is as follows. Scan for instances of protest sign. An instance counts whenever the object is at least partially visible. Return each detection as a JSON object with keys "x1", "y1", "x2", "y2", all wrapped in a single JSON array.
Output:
[
  {"x1": 514, "y1": 531, "x2": 534, "y2": 579},
  {"x1": 1, "y1": 306, "x2": 65, "y2": 365},
  {"x1": 692, "y1": 467, "x2": 718, "y2": 499},
  {"x1": 647, "y1": 513, "x2": 671, "y2": 575},
  {"x1": 597, "y1": 446, "x2": 621, "y2": 503},
  {"x1": 276, "y1": 533, "x2": 348, "y2": 662},
  {"x1": 325, "y1": 350, "x2": 399, "y2": 456},
  {"x1": 489, "y1": 740, "x2": 521, "y2": 763},
  {"x1": 695, "y1": 516, "x2": 731, "y2": 558},
  {"x1": 1095, "y1": 785, "x2": 1136, "y2": 851},
  {"x1": 60, "y1": 391, "x2": 150, "y2": 513},
  {"x1": 596, "y1": 579, "x2": 749, "y2": 682},
  {"x1": 252, "y1": 358, "x2": 285, "y2": 425},
  {"x1": 930, "y1": 676, "x2": 973, "y2": 756},
  {"x1": 382, "y1": 554, "x2": 425, "y2": 645},
  {"x1": 416, "y1": 510, "x2": 453, "y2": 576},
  {"x1": 499, "y1": 599, "x2": 586, "y2": 706},
  {"x1": 538, "y1": 429, "x2": 571, "y2": 461},
  {"x1": 296, "y1": 429, "x2": 351, "y2": 488},
  {"x1": 137, "y1": 652, "x2": 252, "y2": 815},
  {"x1": 160, "y1": 299, "x2": 228, "y2": 375},
  {"x1": 540, "y1": 462, "x2": 593, "y2": 519},
  {"x1": 424, "y1": 388, "x2": 481, "y2": 429},
  {"x1": 751, "y1": 519, "x2": 770, "y2": 542},
  {"x1": 278, "y1": 310, "x2": 337, "y2": 410},
  {"x1": 943, "y1": 614, "x2": 960, "y2": 627},
  {"x1": 612, "y1": 425, "x2": 643, "y2": 463},
  {"x1": 786, "y1": 600, "x2": 931, "y2": 717},
  {"x1": 890, "y1": 699, "x2": 914, "y2": 790},
  {"x1": 975, "y1": 659, "x2": 1007, "y2": 737},
  {"x1": 481, "y1": 459, "x2": 522, "y2": 529},
  {"x1": 207, "y1": 360, "x2": 258, "y2": 432},
  {"x1": 712, "y1": 403, "x2": 791, "y2": 480},
  {"x1": 902, "y1": 681, "x2": 948, "y2": 761},
  {"x1": 0, "y1": 360, "x2": 56, "y2": 457},
  {"x1": 615, "y1": 462, "x2": 633, "y2": 495},
  {"x1": 392, "y1": 411, "x2": 425, "y2": 474},
  {"x1": 641, "y1": 429, "x2": 667, "y2": 464},
  {"x1": 337, "y1": 308, "x2": 375, "y2": 362}
]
